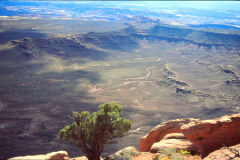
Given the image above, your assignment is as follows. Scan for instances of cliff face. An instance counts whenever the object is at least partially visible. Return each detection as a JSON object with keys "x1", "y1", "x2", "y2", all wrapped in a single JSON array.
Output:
[{"x1": 139, "y1": 113, "x2": 240, "y2": 157}]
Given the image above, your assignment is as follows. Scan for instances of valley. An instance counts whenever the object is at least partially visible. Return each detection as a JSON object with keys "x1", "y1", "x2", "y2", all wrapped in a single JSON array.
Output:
[
  {"x1": 0, "y1": 20, "x2": 240, "y2": 159},
  {"x1": 0, "y1": 1, "x2": 240, "y2": 159}
]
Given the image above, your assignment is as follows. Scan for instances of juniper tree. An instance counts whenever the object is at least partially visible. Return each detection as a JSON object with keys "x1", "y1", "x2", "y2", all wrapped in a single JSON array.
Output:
[{"x1": 59, "y1": 102, "x2": 132, "y2": 160}]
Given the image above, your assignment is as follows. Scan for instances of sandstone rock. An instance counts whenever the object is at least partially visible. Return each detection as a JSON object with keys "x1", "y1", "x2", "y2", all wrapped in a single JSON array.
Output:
[
  {"x1": 139, "y1": 118, "x2": 198, "y2": 152},
  {"x1": 150, "y1": 133, "x2": 199, "y2": 154},
  {"x1": 70, "y1": 156, "x2": 104, "y2": 160},
  {"x1": 8, "y1": 151, "x2": 69, "y2": 160},
  {"x1": 132, "y1": 152, "x2": 156, "y2": 160},
  {"x1": 46, "y1": 151, "x2": 69, "y2": 160},
  {"x1": 203, "y1": 144, "x2": 240, "y2": 160},
  {"x1": 106, "y1": 146, "x2": 139, "y2": 160},
  {"x1": 139, "y1": 114, "x2": 240, "y2": 158},
  {"x1": 8, "y1": 155, "x2": 46, "y2": 160},
  {"x1": 182, "y1": 114, "x2": 240, "y2": 157},
  {"x1": 164, "y1": 133, "x2": 187, "y2": 140},
  {"x1": 70, "y1": 156, "x2": 88, "y2": 160}
]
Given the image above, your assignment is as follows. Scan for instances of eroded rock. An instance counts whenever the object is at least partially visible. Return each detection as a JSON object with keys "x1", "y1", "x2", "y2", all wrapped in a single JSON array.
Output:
[
  {"x1": 203, "y1": 144, "x2": 240, "y2": 160},
  {"x1": 182, "y1": 114, "x2": 240, "y2": 157},
  {"x1": 8, "y1": 151, "x2": 69, "y2": 160},
  {"x1": 46, "y1": 151, "x2": 69, "y2": 160},
  {"x1": 151, "y1": 133, "x2": 199, "y2": 154},
  {"x1": 139, "y1": 118, "x2": 198, "y2": 152},
  {"x1": 139, "y1": 114, "x2": 240, "y2": 157},
  {"x1": 70, "y1": 156, "x2": 88, "y2": 160}
]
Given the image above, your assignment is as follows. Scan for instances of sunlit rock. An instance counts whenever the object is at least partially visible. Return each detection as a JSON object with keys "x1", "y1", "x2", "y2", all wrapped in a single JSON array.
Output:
[
  {"x1": 151, "y1": 133, "x2": 199, "y2": 154},
  {"x1": 8, "y1": 151, "x2": 69, "y2": 160},
  {"x1": 140, "y1": 114, "x2": 240, "y2": 157}
]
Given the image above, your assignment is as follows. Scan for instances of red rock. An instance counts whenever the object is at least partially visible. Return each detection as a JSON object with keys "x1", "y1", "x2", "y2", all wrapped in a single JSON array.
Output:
[
  {"x1": 139, "y1": 114, "x2": 240, "y2": 158},
  {"x1": 150, "y1": 133, "x2": 199, "y2": 154},
  {"x1": 139, "y1": 118, "x2": 197, "y2": 152},
  {"x1": 182, "y1": 114, "x2": 240, "y2": 157},
  {"x1": 46, "y1": 151, "x2": 69, "y2": 160},
  {"x1": 203, "y1": 144, "x2": 240, "y2": 160}
]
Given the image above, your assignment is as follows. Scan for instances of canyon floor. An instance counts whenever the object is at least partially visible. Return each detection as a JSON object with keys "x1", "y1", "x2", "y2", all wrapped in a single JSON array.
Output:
[{"x1": 0, "y1": 14, "x2": 240, "y2": 160}]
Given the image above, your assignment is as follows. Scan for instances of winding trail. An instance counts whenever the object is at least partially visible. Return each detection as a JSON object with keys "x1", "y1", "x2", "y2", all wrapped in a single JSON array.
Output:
[{"x1": 124, "y1": 66, "x2": 155, "y2": 83}]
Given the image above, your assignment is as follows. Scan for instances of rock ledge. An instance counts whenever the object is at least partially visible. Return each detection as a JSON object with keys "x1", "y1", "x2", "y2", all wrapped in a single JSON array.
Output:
[{"x1": 139, "y1": 113, "x2": 240, "y2": 157}]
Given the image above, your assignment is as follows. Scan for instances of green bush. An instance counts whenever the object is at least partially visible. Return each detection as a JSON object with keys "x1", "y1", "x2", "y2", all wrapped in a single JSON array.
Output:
[
  {"x1": 153, "y1": 148, "x2": 190, "y2": 160},
  {"x1": 59, "y1": 102, "x2": 132, "y2": 160}
]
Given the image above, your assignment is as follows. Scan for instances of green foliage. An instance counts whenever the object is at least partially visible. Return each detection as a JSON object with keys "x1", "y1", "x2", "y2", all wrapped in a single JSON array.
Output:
[
  {"x1": 153, "y1": 148, "x2": 185, "y2": 160},
  {"x1": 153, "y1": 148, "x2": 199, "y2": 160},
  {"x1": 178, "y1": 150, "x2": 190, "y2": 155},
  {"x1": 59, "y1": 102, "x2": 132, "y2": 160}
]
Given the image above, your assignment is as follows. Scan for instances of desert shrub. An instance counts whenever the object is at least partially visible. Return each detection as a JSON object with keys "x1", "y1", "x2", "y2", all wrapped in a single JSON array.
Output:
[
  {"x1": 59, "y1": 102, "x2": 132, "y2": 160},
  {"x1": 106, "y1": 147, "x2": 139, "y2": 160},
  {"x1": 153, "y1": 148, "x2": 198, "y2": 160}
]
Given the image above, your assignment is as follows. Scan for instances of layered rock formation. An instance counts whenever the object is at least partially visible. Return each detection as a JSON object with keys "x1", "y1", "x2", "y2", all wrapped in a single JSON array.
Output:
[{"x1": 140, "y1": 113, "x2": 240, "y2": 157}]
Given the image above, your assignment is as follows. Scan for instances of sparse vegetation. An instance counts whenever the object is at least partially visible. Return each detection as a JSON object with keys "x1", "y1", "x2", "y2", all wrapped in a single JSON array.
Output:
[
  {"x1": 59, "y1": 102, "x2": 132, "y2": 160},
  {"x1": 152, "y1": 148, "x2": 200, "y2": 160},
  {"x1": 106, "y1": 146, "x2": 139, "y2": 160}
]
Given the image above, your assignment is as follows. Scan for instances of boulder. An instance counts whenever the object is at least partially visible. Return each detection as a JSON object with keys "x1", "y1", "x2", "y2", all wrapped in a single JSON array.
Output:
[
  {"x1": 150, "y1": 133, "x2": 199, "y2": 154},
  {"x1": 70, "y1": 157, "x2": 88, "y2": 160},
  {"x1": 203, "y1": 144, "x2": 240, "y2": 160},
  {"x1": 70, "y1": 156, "x2": 104, "y2": 160},
  {"x1": 106, "y1": 146, "x2": 139, "y2": 160},
  {"x1": 139, "y1": 114, "x2": 240, "y2": 157},
  {"x1": 46, "y1": 151, "x2": 69, "y2": 160},
  {"x1": 8, "y1": 151, "x2": 69, "y2": 160},
  {"x1": 8, "y1": 155, "x2": 46, "y2": 160}
]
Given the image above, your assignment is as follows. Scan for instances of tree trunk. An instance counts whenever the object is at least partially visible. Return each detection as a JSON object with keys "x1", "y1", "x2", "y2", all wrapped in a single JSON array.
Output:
[{"x1": 86, "y1": 151, "x2": 100, "y2": 160}]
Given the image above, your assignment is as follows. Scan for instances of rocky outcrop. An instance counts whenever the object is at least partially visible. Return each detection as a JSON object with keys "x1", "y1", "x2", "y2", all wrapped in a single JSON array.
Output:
[
  {"x1": 182, "y1": 114, "x2": 240, "y2": 157},
  {"x1": 8, "y1": 151, "x2": 69, "y2": 160},
  {"x1": 139, "y1": 114, "x2": 240, "y2": 157},
  {"x1": 106, "y1": 147, "x2": 139, "y2": 160},
  {"x1": 8, "y1": 114, "x2": 240, "y2": 160},
  {"x1": 151, "y1": 133, "x2": 199, "y2": 154},
  {"x1": 203, "y1": 144, "x2": 240, "y2": 160},
  {"x1": 139, "y1": 118, "x2": 198, "y2": 152}
]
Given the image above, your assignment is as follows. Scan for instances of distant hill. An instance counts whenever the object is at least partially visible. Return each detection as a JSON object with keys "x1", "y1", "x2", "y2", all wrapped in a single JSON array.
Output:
[
  {"x1": 12, "y1": 25, "x2": 240, "y2": 60},
  {"x1": 147, "y1": 25, "x2": 240, "y2": 47}
]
